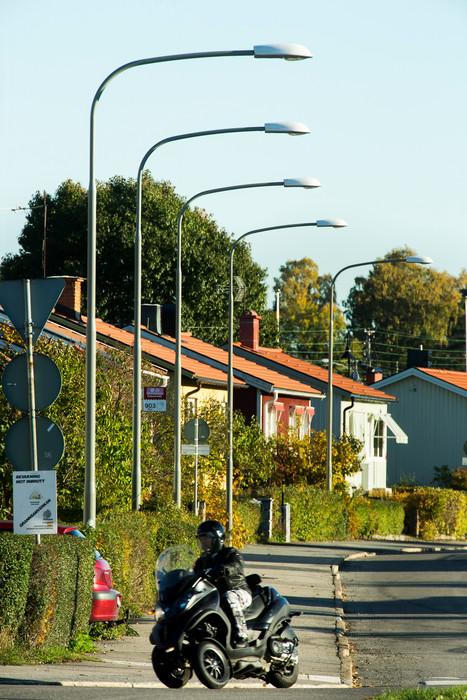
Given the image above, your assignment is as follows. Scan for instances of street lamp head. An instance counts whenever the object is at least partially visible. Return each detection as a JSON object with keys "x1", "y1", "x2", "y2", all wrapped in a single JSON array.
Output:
[
  {"x1": 283, "y1": 176, "x2": 321, "y2": 189},
  {"x1": 316, "y1": 218, "x2": 348, "y2": 228},
  {"x1": 405, "y1": 256, "x2": 433, "y2": 265},
  {"x1": 264, "y1": 121, "x2": 311, "y2": 135},
  {"x1": 254, "y1": 43, "x2": 312, "y2": 60}
]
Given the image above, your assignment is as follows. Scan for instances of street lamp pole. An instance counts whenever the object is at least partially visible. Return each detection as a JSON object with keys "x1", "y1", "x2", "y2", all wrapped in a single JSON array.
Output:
[
  {"x1": 132, "y1": 122, "x2": 310, "y2": 511},
  {"x1": 174, "y1": 177, "x2": 321, "y2": 508},
  {"x1": 227, "y1": 219, "x2": 347, "y2": 536},
  {"x1": 84, "y1": 43, "x2": 312, "y2": 526},
  {"x1": 325, "y1": 255, "x2": 433, "y2": 492},
  {"x1": 461, "y1": 289, "x2": 467, "y2": 373}
]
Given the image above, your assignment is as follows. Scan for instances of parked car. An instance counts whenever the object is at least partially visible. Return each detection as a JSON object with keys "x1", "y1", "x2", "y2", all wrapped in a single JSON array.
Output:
[{"x1": 0, "y1": 520, "x2": 122, "y2": 623}]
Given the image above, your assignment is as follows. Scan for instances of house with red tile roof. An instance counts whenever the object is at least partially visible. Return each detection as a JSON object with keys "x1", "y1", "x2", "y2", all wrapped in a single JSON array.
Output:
[
  {"x1": 129, "y1": 326, "x2": 324, "y2": 438},
  {"x1": 374, "y1": 367, "x2": 467, "y2": 485},
  {"x1": 231, "y1": 311, "x2": 407, "y2": 492}
]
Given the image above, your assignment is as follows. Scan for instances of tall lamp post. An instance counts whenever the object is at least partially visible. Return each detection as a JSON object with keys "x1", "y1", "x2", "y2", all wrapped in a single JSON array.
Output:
[
  {"x1": 227, "y1": 218, "x2": 347, "y2": 537},
  {"x1": 84, "y1": 43, "x2": 312, "y2": 527},
  {"x1": 461, "y1": 289, "x2": 467, "y2": 372},
  {"x1": 132, "y1": 121, "x2": 310, "y2": 510},
  {"x1": 325, "y1": 255, "x2": 433, "y2": 492},
  {"x1": 174, "y1": 177, "x2": 321, "y2": 507}
]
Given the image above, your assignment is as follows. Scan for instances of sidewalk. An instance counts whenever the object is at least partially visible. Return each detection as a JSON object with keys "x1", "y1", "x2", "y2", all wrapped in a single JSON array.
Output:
[{"x1": 0, "y1": 542, "x2": 351, "y2": 689}]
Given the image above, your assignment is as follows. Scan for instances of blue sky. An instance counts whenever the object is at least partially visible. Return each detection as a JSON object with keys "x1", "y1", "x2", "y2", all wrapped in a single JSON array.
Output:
[{"x1": 1, "y1": 0, "x2": 466, "y2": 306}]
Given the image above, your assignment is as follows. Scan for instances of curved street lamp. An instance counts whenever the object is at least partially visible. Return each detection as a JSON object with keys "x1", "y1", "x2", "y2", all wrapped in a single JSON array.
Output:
[
  {"x1": 325, "y1": 255, "x2": 433, "y2": 492},
  {"x1": 84, "y1": 42, "x2": 312, "y2": 526},
  {"x1": 227, "y1": 218, "x2": 347, "y2": 536},
  {"x1": 174, "y1": 177, "x2": 321, "y2": 507},
  {"x1": 132, "y1": 121, "x2": 310, "y2": 510}
]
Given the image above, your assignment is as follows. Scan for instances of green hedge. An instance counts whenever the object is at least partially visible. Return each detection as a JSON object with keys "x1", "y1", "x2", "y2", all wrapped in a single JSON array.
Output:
[
  {"x1": 0, "y1": 533, "x2": 94, "y2": 653},
  {"x1": 348, "y1": 497, "x2": 405, "y2": 538},
  {"x1": 394, "y1": 487, "x2": 467, "y2": 540},
  {"x1": 278, "y1": 486, "x2": 348, "y2": 541},
  {"x1": 95, "y1": 506, "x2": 198, "y2": 615},
  {"x1": 0, "y1": 535, "x2": 33, "y2": 644}
]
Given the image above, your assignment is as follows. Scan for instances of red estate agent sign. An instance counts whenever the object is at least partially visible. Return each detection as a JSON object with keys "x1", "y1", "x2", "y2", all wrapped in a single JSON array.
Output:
[{"x1": 142, "y1": 386, "x2": 167, "y2": 412}]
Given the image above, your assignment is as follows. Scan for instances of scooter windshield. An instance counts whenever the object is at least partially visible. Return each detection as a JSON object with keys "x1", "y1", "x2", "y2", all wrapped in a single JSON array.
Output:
[{"x1": 156, "y1": 544, "x2": 197, "y2": 596}]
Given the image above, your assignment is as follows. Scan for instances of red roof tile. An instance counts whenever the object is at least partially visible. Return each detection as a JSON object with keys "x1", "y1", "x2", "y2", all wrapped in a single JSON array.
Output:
[
  {"x1": 416, "y1": 367, "x2": 467, "y2": 392},
  {"x1": 47, "y1": 314, "x2": 244, "y2": 386},
  {"x1": 156, "y1": 332, "x2": 322, "y2": 397},
  {"x1": 234, "y1": 345, "x2": 395, "y2": 401}
]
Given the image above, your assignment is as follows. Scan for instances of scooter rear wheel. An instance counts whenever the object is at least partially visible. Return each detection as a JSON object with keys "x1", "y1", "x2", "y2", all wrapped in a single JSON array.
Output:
[
  {"x1": 152, "y1": 647, "x2": 191, "y2": 688},
  {"x1": 193, "y1": 640, "x2": 231, "y2": 689}
]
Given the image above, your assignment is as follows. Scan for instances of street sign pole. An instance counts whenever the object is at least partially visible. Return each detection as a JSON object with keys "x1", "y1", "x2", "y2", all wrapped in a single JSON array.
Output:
[
  {"x1": 24, "y1": 280, "x2": 40, "y2": 544},
  {"x1": 194, "y1": 413, "x2": 199, "y2": 516}
]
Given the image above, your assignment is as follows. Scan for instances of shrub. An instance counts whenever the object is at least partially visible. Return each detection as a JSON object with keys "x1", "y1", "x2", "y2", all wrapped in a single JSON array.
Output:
[
  {"x1": 0, "y1": 532, "x2": 93, "y2": 654},
  {"x1": 19, "y1": 536, "x2": 94, "y2": 650},
  {"x1": 0, "y1": 534, "x2": 33, "y2": 648},
  {"x1": 95, "y1": 507, "x2": 198, "y2": 615},
  {"x1": 277, "y1": 486, "x2": 348, "y2": 541},
  {"x1": 394, "y1": 487, "x2": 467, "y2": 539},
  {"x1": 348, "y1": 497, "x2": 405, "y2": 538}
]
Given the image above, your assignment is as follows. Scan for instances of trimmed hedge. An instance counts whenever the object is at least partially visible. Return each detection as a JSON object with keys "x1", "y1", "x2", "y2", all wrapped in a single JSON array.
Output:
[
  {"x1": 347, "y1": 497, "x2": 405, "y2": 539},
  {"x1": 0, "y1": 535, "x2": 33, "y2": 643},
  {"x1": 0, "y1": 533, "x2": 94, "y2": 653},
  {"x1": 95, "y1": 506, "x2": 198, "y2": 615},
  {"x1": 279, "y1": 486, "x2": 348, "y2": 541},
  {"x1": 394, "y1": 487, "x2": 467, "y2": 540}
]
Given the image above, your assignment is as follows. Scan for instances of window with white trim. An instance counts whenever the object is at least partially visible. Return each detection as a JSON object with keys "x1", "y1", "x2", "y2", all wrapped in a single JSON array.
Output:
[{"x1": 373, "y1": 418, "x2": 385, "y2": 458}]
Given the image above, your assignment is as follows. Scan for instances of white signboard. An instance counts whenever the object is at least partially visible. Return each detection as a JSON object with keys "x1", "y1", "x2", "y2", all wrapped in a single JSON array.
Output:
[
  {"x1": 13, "y1": 470, "x2": 57, "y2": 535},
  {"x1": 181, "y1": 444, "x2": 210, "y2": 456},
  {"x1": 142, "y1": 386, "x2": 167, "y2": 412}
]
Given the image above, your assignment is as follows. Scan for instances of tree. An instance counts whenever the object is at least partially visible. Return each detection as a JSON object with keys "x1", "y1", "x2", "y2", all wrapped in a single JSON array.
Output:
[
  {"x1": 0, "y1": 175, "x2": 268, "y2": 345},
  {"x1": 344, "y1": 247, "x2": 463, "y2": 373},
  {"x1": 274, "y1": 257, "x2": 346, "y2": 361}
]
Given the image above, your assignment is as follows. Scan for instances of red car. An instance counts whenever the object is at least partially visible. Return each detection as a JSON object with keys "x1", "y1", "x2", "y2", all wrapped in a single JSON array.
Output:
[{"x1": 0, "y1": 521, "x2": 122, "y2": 623}]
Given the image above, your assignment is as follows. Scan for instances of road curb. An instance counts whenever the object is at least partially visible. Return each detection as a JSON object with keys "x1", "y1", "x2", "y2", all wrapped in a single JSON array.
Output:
[{"x1": 331, "y1": 562, "x2": 353, "y2": 687}]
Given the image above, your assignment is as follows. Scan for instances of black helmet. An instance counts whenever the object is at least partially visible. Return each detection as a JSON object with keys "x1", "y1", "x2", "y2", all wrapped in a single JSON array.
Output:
[{"x1": 196, "y1": 520, "x2": 225, "y2": 554}]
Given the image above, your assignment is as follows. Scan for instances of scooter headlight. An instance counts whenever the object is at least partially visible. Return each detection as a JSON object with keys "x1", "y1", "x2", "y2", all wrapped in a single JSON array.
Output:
[{"x1": 155, "y1": 603, "x2": 166, "y2": 621}]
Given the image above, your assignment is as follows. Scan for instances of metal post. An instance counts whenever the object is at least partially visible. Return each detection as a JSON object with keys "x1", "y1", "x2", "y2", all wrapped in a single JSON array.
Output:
[
  {"x1": 194, "y1": 412, "x2": 199, "y2": 516},
  {"x1": 24, "y1": 280, "x2": 40, "y2": 545},
  {"x1": 326, "y1": 279, "x2": 334, "y2": 492},
  {"x1": 85, "y1": 45, "x2": 311, "y2": 526},
  {"x1": 133, "y1": 127, "x2": 265, "y2": 512}
]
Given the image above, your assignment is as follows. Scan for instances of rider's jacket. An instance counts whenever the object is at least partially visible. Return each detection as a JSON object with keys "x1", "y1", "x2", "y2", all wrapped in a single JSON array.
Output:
[{"x1": 194, "y1": 546, "x2": 250, "y2": 594}]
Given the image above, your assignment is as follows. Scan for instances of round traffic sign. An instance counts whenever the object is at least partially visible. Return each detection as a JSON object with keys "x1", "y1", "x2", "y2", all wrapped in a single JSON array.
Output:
[
  {"x1": 183, "y1": 418, "x2": 210, "y2": 444},
  {"x1": 5, "y1": 416, "x2": 65, "y2": 470},
  {"x1": 2, "y1": 353, "x2": 61, "y2": 411}
]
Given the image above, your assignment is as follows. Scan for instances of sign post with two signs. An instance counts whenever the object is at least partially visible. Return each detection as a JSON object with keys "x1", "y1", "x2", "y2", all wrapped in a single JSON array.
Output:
[
  {"x1": 0, "y1": 278, "x2": 66, "y2": 538},
  {"x1": 182, "y1": 418, "x2": 210, "y2": 516}
]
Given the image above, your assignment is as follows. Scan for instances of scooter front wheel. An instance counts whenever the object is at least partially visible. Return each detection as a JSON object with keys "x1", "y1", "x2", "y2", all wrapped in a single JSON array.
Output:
[
  {"x1": 193, "y1": 640, "x2": 231, "y2": 689},
  {"x1": 152, "y1": 647, "x2": 192, "y2": 688},
  {"x1": 266, "y1": 660, "x2": 299, "y2": 688}
]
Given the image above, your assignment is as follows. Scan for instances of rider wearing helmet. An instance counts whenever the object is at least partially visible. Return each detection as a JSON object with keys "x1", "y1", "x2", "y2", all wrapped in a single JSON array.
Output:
[{"x1": 194, "y1": 520, "x2": 252, "y2": 647}]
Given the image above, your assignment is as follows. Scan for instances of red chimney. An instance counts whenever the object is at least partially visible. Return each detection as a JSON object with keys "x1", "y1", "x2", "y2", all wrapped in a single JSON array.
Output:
[
  {"x1": 366, "y1": 368, "x2": 383, "y2": 385},
  {"x1": 239, "y1": 310, "x2": 261, "y2": 350},
  {"x1": 54, "y1": 276, "x2": 85, "y2": 320}
]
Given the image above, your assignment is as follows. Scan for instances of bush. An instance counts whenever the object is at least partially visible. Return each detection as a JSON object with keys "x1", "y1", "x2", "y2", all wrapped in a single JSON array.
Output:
[
  {"x1": 0, "y1": 532, "x2": 94, "y2": 654},
  {"x1": 0, "y1": 534, "x2": 33, "y2": 647},
  {"x1": 348, "y1": 497, "x2": 405, "y2": 538},
  {"x1": 95, "y1": 507, "x2": 198, "y2": 615},
  {"x1": 394, "y1": 487, "x2": 467, "y2": 539},
  {"x1": 278, "y1": 486, "x2": 348, "y2": 541}
]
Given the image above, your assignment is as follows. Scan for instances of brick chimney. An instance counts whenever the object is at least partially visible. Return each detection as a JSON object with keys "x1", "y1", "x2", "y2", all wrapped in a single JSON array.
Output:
[
  {"x1": 365, "y1": 367, "x2": 383, "y2": 385},
  {"x1": 54, "y1": 276, "x2": 85, "y2": 320},
  {"x1": 239, "y1": 310, "x2": 261, "y2": 350}
]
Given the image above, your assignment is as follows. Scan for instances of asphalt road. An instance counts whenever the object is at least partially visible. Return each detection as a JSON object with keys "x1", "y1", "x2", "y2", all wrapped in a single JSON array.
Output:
[
  {"x1": 0, "y1": 685, "x2": 381, "y2": 699},
  {"x1": 342, "y1": 549, "x2": 467, "y2": 689}
]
